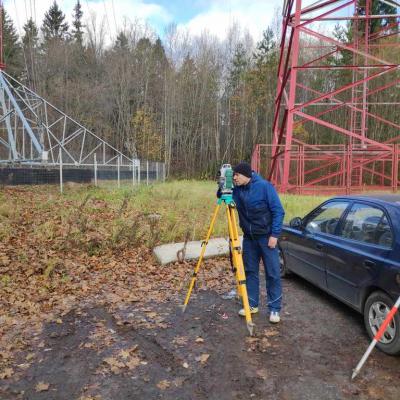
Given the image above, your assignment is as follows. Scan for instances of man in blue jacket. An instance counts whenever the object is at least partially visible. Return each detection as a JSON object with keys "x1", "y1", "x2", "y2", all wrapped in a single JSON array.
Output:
[{"x1": 232, "y1": 162, "x2": 285, "y2": 323}]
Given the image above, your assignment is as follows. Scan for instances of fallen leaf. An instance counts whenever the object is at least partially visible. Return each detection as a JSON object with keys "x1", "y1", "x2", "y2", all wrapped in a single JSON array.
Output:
[
  {"x1": 17, "y1": 362, "x2": 30, "y2": 370},
  {"x1": 182, "y1": 362, "x2": 189, "y2": 369},
  {"x1": 35, "y1": 382, "x2": 50, "y2": 392},
  {"x1": 126, "y1": 357, "x2": 141, "y2": 370},
  {"x1": 260, "y1": 338, "x2": 271, "y2": 349},
  {"x1": 119, "y1": 349, "x2": 131, "y2": 360},
  {"x1": 127, "y1": 345, "x2": 138, "y2": 353},
  {"x1": 246, "y1": 337, "x2": 259, "y2": 344},
  {"x1": 263, "y1": 329, "x2": 279, "y2": 337},
  {"x1": 110, "y1": 366, "x2": 122, "y2": 374},
  {"x1": 0, "y1": 368, "x2": 14, "y2": 379},
  {"x1": 157, "y1": 379, "x2": 170, "y2": 390},
  {"x1": 195, "y1": 354, "x2": 210, "y2": 364},
  {"x1": 103, "y1": 357, "x2": 125, "y2": 369},
  {"x1": 195, "y1": 337, "x2": 204, "y2": 343},
  {"x1": 56, "y1": 318, "x2": 63, "y2": 324},
  {"x1": 256, "y1": 369, "x2": 269, "y2": 380},
  {"x1": 146, "y1": 312, "x2": 157, "y2": 318},
  {"x1": 173, "y1": 336, "x2": 188, "y2": 346},
  {"x1": 173, "y1": 377, "x2": 185, "y2": 387}
]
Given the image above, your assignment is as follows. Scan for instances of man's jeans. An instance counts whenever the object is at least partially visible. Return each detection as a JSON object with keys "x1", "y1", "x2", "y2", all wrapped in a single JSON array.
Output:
[{"x1": 242, "y1": 236, "x2": 282, "y2": 312}]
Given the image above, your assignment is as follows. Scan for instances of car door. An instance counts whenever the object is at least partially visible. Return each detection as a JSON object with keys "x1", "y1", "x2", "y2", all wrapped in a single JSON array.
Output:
[
  {"x1": 285, "y1": 200, "x2": 349, "y2": 289},
  {"x1": 325, "y1": 202, "x2": 394, "y2": 309}
]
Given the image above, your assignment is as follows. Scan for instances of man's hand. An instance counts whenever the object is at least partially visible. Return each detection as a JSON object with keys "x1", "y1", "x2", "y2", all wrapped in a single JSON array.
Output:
[{"x1": 268, "y1": 236, "x2": 278, "y2": 249}]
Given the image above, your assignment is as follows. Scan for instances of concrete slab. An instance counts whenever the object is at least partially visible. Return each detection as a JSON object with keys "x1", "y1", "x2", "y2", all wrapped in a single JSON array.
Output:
[{"x1": 153, "y1": 236, "x2": 243, "y2": 265}]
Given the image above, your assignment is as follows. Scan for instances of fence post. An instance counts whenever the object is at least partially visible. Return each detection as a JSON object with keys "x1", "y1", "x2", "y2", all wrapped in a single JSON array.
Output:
[
  {"x1": 117, "y1": 155, "x2": 121, "y2": 188},
  {"x1": 146, "y1": 160, "x2": 149, "y2": 186},
  {"x1": 94, "y1": 153, "x2": 98, "y2": 187},
  {"x1": 138, "y1": 160, "x2": 141, "y2": 184},
  {"x1": 163, "y1": 162, "x2": 166, "y2": 182},
  {"x1": 156, "y1": 162, "x2": 159, "y2": 181},
  {"x1": 132, "y1": 158, "x2": 135, "y2": 187},
  {"x1": 59, "y1": 148, "x2": 63, "y2": 194}
]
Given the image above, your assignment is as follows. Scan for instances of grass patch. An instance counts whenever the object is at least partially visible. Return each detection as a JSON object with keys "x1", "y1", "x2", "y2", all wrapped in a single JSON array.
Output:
[
  {"x1": 280, "y1": 194, "x2": 329, "y2": 222},
  {"x1": 63, "y1": 180, "x2": 328, "y2": 243},
  {"x1": 0, "y1": 181, "x2": 329, "y2": 249},
  {"x1": 0, "y1": 220, "x2": 12, "y2": 241}
]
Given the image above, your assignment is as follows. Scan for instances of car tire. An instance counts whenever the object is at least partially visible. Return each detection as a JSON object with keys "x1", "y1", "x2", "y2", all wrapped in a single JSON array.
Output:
[
  {"x1": 364, "y1": 291, "x2": 400, "y2": 355},
  {"x1": 279, "y1": 247, "x2": 291, "y2": 278}
]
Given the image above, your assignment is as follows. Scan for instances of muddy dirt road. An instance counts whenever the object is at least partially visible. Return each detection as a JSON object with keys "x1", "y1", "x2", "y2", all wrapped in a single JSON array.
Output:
[{"x1": 1, "y1": 274, "x2": 399, "y2": 400}]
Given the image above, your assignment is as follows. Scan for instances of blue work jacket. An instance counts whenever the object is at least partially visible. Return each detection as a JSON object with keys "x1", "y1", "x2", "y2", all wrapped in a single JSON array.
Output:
[{"x1": 232, "y1": 173, "x2": 285, "y2": 238}]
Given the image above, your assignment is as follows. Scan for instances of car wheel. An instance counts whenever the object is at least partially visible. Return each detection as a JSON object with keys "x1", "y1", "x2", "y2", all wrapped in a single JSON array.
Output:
[
  {"x1": 364, "y1": 291, "x2": 400, "y2": 355},
  {"x1": 278, "y1": 247, "x2": 290, "y2": 278}
]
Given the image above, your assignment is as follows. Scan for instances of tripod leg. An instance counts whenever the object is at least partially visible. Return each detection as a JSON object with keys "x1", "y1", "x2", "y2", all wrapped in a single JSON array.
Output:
[
  {"x1": 182, "y1": 203, "x2": 221, "y2": 312},
  {"x1": 229, "y1": 205, "x2": 243, "y2": 299},
  {"x1": 226, "y1": 205, "x2": 255, "y2": 336}
]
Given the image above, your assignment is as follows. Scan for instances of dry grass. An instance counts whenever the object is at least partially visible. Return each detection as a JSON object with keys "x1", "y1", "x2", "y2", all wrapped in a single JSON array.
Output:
[{"x1": 0, "y1": 181, "x2": 328, "y2": 246}]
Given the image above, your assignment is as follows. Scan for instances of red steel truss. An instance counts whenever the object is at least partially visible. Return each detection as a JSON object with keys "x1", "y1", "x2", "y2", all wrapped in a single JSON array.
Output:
[
  {"x1": 0, "y1": 1, "x2": 4, "y2": 69},
  {"x1": 252, "y1": 0, "x2": 400, "y2": 194}
]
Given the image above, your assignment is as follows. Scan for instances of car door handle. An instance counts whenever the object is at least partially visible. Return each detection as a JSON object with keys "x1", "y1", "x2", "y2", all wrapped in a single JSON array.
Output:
[
  {"x1": 315, "y1": 243, "x2": 324, "y2": 250},
  {"x1": 363, "y1": 260, "x2": 375, "y2": 269}
]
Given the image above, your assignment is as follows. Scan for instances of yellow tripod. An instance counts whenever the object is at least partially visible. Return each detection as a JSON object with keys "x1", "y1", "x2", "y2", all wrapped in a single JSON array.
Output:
[{"x1": 182, "y1": 195, "x2": 255, "y2": 336}]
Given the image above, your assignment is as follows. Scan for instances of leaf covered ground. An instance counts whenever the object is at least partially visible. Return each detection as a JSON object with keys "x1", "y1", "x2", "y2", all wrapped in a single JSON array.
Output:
[
  {"x1": 0, "y1": 184, "x2": 243, "y2": 398},
  {"x1": 2, "y1": 184, "x2": 398, "y2": 400}
]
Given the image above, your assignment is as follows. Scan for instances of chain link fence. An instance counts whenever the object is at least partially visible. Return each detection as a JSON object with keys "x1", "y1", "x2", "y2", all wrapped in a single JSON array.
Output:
[{"x1": 0, "y1": 158, "x2": 166, "y2": 192}]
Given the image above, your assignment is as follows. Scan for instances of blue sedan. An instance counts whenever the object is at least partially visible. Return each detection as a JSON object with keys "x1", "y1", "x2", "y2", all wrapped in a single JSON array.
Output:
[{"x1": 279, "y1": 194, "x2": 400, "y2": 355}]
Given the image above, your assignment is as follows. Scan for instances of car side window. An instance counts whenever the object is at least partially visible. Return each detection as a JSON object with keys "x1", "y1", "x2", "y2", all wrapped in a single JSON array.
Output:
[
  {"x1": 339, "y1": 203, "x2": 393, "y2": 247},
  {"x1": 305, "y1": 202, "x2": 348, "y2": 235}
]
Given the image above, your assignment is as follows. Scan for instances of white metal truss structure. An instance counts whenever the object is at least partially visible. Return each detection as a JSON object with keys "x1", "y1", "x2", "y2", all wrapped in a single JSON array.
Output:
[{"x1": 0, "y1": 70, "x2": 132, "y2": 166}]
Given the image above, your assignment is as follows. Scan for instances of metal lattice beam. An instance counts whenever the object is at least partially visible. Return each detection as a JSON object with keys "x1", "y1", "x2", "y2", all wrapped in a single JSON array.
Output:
[
  {"x1": 0, "y1": 71, "x2": 133, "y2": 166},
  {"x1": 261, "y1": 0, "x2": 400, "y2": 194}
]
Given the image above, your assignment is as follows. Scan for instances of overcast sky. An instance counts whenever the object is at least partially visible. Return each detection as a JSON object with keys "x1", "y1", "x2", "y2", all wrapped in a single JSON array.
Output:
[{"x1": 4, "y1": 0, "x2": 285, "y2": 42}]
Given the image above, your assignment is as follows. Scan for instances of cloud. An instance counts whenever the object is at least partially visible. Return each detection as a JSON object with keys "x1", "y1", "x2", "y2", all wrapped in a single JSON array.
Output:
[
  {"x1": 176, "y1": 0, "x2": 281, "y2": 41},
  {"x1": 4, "y1": 0, "x2": 285, "y2": 46},
  {"x1": 4, "y1": 0, "x2": 171, "y2": 40}
]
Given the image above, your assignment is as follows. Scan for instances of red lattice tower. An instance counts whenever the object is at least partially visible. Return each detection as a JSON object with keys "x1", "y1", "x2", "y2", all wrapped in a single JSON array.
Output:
[
  {"x1": 0, "y1": 1, "x2": 5, "y2": 70},
  {"x1": 252, "y1": 0, "x2": 400, "y2": 194}
]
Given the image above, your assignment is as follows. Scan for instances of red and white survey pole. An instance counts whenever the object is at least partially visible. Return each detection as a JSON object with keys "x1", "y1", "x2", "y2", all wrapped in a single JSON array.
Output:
[{"x1": 352, "y1": 295, "x2": 400, "y2": 380}]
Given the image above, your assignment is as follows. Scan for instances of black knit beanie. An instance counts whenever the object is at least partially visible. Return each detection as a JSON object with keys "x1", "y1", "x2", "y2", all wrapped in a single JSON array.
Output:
[{"x1": 233, "y1": 162, "x2": 252, "y2": 178}]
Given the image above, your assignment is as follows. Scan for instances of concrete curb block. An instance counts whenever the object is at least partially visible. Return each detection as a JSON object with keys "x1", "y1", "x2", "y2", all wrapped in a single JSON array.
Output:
[{"x1": 153, "y1": 236, "x2": 243, "y2": 265}]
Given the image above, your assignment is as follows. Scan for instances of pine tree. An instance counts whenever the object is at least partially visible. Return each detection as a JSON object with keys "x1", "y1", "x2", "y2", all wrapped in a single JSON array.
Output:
[
  {"x1": 152, "y1": 38, "x2": 168, "y2": 68},
  {"x1": 41, "y1": 1, "x2": 69, "y2": 41},
  {"x1": 228, "y1": 43, "x2": 248, "y2": 93},
  {"x1": 22, "y1": 18, "x2": 39, "y2": 49},
  {"x1": 2, "y1": 8, "x2": 22, "y2": 76},
  {"x1": 349, "y1": 0, "x2": 397, "y2": 39},
  {"x1": 22, "y1": 18, "x2": 39, "y2": 85},
  {"x1": 72, "y1": 0, "x2": 84, "y2": 46},
  {"x1": 114, "y1": 32, "x2": 128, "y2": 50},
  {"x1": 254, "y1": 27, "x2": 276, "y2": 66}
]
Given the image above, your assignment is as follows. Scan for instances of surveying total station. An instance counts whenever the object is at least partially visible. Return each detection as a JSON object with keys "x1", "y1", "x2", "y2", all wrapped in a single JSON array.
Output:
[{"x1": 182, "y1": 164, "x2": 255, "y2": 336}]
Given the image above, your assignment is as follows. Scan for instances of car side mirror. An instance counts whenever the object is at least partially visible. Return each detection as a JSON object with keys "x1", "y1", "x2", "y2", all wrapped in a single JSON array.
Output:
[{"x1": 290, "y1": 217, "x2": 303, "y2": 229}]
